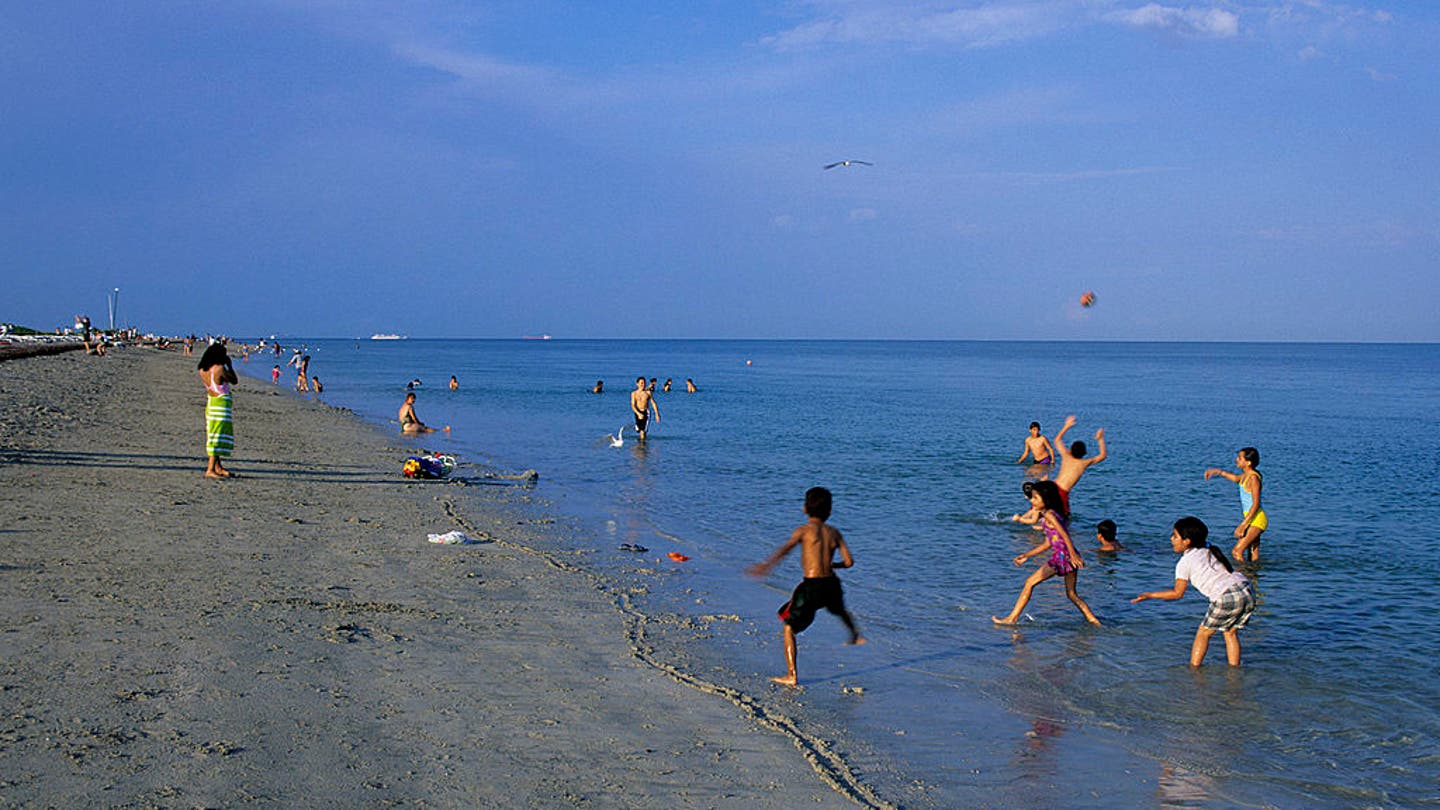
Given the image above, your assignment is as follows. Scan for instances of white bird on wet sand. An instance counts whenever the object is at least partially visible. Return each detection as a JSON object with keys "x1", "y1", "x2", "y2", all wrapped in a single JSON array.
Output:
[
  {"x1": 824, "y1": 160, "x2": 873, "y2": 170},
  {"x1": 608, "y1": 426, "x2": 626, "y2": 448}
]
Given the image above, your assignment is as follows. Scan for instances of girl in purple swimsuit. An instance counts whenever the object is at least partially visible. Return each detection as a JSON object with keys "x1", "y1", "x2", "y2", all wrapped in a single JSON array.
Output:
[{"x1": 993, "y1": 480, "x2": 1101, "y2": 626}]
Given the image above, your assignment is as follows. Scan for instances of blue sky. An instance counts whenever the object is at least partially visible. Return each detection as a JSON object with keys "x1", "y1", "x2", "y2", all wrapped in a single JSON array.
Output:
[{"x1": 4, "y1": 1, "x2": 1435, "y2": 340}]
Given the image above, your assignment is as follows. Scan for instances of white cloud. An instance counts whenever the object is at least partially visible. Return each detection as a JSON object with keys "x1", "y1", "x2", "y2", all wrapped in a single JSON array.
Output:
[
  {"x1": 1298, "y1": 44, "x2": 1324, "y2": 61},
  {"x1": 1109, "y1": 4, "x2": 1240, "y2": 38},
  {"x1": 849, "y1": 208, "x2": 878, "y2": 222},
  {"x1": 1365, "y1": 66, "x2": 1397, "y2": 82},
  {"x1": 762, "y1": 1, "x2": 1079, "y2": 51}
]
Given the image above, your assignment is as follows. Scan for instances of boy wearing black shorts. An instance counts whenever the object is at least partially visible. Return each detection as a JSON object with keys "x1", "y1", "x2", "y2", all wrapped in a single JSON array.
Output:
[{"x1": 747, "y1": 487, "x2": 865, "y2": 686}]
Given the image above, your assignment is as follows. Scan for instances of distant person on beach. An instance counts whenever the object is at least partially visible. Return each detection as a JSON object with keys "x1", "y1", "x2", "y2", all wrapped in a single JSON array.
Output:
[
  {"x1": 271, "y1": 365, "x2": 280, "y2": 385},
  {"x1": 1052, "y1": 415, "x2": 1107, "y2": 514},
  {"x1": 1095, "y1": 519, "x2": 1124, "y2": 552},
  {"x1": 449, "y1": 375, "x2": 459, "y2": 391},
  {"x1": 1017, "y1": 421, "x2": 1055, "y2": 466},
  {"x1": 295, "y1": 356, "x2": 310, "y2": 392},
  {"x1": 747, "y1": 487, "x2": 865, "y2": 686},
  {"x1": 1204, "y1": 448, "x2": 1266, "y2": 562},
  {"x1": 663, "y1": 378, "x2": 673, "y2": 392},
  {"x1": 198, "y1": 342, "x2": 238, "y2": 479},
  {"x1": 1132, "y1": 517, "x2": 1255, "y2": 666},
  {"x1": 592, "y1": 380, "x2": 604, "y2": 394},
  {"x1": 399, "y1": 392, "x2": 447, "y2": 435},
  {"x1": 631, "y1": 377, "x2": 659, "y2": 440},
  {"x1": 685, "y1": 378, "x2": 697, "y2": 393},
  {"x1": 311, "y1": 376, "x2": 323, "y2": 393},
  {"x1": 994, "y1": 480, "x2": 1100, "y2": 626}
]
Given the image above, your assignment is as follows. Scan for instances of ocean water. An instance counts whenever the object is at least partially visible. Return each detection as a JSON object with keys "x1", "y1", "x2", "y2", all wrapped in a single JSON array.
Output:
[{"x1": 243, "y1": 340, "x2": 1440, "y2": 808}]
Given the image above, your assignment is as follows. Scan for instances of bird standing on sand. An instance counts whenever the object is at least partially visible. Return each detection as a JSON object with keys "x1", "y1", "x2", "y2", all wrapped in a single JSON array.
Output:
[{"x1": 824, "y1": 160, "x2": 873, "y2": 170}]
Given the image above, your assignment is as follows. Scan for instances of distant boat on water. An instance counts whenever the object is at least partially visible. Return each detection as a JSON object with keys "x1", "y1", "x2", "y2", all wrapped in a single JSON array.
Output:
[
  {"x1": 522, "y1": 334, "x2": 553, "y2": 340},
  {"x1": 370, "y1": 333, "x2": 407, "y2": 340}
]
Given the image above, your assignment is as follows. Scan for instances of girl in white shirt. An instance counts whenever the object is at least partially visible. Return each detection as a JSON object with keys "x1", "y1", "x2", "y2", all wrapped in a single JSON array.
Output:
[{"x1": 1132, "y1": 517, "x2": 1256, "y2": 666}]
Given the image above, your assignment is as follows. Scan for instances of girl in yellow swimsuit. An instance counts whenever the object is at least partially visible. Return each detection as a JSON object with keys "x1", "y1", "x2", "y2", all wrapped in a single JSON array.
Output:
[{"x1": 1204, "y1": 447, "x2": 1266, "y2": 563}]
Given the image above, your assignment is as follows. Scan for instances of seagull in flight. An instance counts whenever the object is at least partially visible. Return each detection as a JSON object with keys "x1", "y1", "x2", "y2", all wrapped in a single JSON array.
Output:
[
  {"x1": 608, "y1": 426, "x2": 626, "y2": 448},
  {"x1": 824, "y1": 160, "x2": 873, "y2": 170}
]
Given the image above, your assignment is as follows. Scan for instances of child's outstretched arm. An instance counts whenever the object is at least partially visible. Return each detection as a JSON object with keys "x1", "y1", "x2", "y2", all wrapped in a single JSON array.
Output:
[
  {"x1": 746, "y1": 530, "x2": 800, "y2": 578},
  {"x1": 1054, "y1": 415, "x2": 1077, "y2": 457},
  {"x1": 1204, "y1": 468, "x2": 1241, "y2": 483},
  {"x1": 1012, "y1": 538, "x2": 1049, "y2": 567},
  {"x1": 1090, "y1": 428, "x2": 1107, "y2": 465},
  {"x1": 1132, "y1": 579, "x2": 1189, "y2": 603}
]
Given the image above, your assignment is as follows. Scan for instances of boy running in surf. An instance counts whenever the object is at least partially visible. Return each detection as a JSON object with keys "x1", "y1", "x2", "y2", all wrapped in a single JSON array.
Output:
[{"x1": 747, "y1": 487, "x2": 865, "y2": 686}]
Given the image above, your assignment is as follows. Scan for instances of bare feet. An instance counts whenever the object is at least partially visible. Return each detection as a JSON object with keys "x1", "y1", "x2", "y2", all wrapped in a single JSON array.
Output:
[
  {"x1": 992, "y1": 615, "x2": 1018, "y2": 625},
  {"x1": 769, "y1": 675, "x2": 799, "y2": 687},
  {"x1": 846, "y1": 636, "x2": 868, "y2": 646}
]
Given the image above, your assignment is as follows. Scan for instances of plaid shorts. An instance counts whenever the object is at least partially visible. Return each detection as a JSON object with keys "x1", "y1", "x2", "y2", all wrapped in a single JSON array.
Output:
[{"x1": 1202, "y1": 582, "x2": 1255, "y2": 631}]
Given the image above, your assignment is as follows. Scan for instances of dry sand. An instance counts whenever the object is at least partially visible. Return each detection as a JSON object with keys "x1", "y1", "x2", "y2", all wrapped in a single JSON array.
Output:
[{"x1": 0, "y1": 349, "x2": 875, "y2": 808}]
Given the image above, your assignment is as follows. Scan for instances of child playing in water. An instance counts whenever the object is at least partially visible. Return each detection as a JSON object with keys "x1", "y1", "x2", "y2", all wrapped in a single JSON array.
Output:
[
  {"x1": 1096, "y1": 519, "x2": 1124, "y2": 552},
  {"x1": 994, "y1": 480, "x2": 1101, "y2": 626},
  {"x1": 1204, "y1": 447, "x2": 1266, "y2": 562},
  {"x1": 1052, "y1": 415, "x2": 1107, "y2": 514},
  {"x1": 747, "y1": 487, "x2": 865, "y2": 686},
  {"x1": 1132, "y1": 517, "x2": 1255, "y2": 666},
  {"x1": 1016, "y1": 421, "x2": 1055, "y2": 466},
  {"x1": 271, "y1": 365, "x2": 280, "y2": 385}
]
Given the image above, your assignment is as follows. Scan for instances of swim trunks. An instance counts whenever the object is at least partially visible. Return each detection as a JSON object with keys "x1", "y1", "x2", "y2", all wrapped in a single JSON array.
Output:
[
  {"x1": 777, "y1": 576, "x2": 846, "y2": 634},
  {"x1": 1034, "y1": 456, "x2": 1052, "y2": 465},
  {"x1": 634, "y1": 413, "x2": 649, "y2": 433},
  {"x1": 1201, "y1": 581, "x2": 1256, "y2": 630},
  {"x1": 1056, "y1": 485, "x2": 1071, "y2": 515}
]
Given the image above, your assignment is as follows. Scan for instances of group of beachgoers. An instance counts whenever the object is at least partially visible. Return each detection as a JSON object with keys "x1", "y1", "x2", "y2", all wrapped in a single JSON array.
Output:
[
  {"x1": 749, "y1": 416, "x2": 1267, "y2": 685},
  {"x1": 189, "y1": 340, "x2": 1265, "y2": 683},
  {"x1": 1001, "y1": 416, "x2": 1264, "y2": 665}
]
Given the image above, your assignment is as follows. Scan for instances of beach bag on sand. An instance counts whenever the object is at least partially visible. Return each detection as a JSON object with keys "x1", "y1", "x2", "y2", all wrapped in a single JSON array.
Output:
[{"x1": 402, "y1": 453, "x2": 456, "y2": 479}]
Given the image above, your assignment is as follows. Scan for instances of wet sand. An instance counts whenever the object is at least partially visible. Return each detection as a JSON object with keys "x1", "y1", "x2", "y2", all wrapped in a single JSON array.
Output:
[{"x1": 0, "y1": 349, "x2": 865, "y2": 808}]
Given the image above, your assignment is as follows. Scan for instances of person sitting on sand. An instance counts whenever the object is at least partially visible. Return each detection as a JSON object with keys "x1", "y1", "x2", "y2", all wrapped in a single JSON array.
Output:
[
  {"x1": 399, "y1": 392, "x2": 447, "y2": 435},
  {"x1": 1017, "y1": 421, "x2": 1055, "y2": 466},
  {"x1": 747, "y1": 487, "x2": 865, "y2": 686}
]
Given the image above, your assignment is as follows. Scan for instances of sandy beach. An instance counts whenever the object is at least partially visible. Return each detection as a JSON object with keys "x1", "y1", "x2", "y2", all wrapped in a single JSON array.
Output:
[{"x1": 0, "y1": 349, "x2": 868, "y2": 808}]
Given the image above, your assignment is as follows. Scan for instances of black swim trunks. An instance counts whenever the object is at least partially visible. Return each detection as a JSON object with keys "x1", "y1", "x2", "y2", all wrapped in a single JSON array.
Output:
[
  {"x1": 778, "y1": 575, "x2": 846, "y2": 634},
  {"x1": 634, "y1": 413, "x2": 649, "y2": 432}
]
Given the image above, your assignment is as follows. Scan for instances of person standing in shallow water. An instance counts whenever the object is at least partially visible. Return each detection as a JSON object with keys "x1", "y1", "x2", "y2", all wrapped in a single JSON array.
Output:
[
  {"x1": 1205, "y1": 447, "x2": 1267, "y2": 562},
  {"x1": 631, "y1": 376, "x2": 659, "y2": 440},
  {"x1": 197, "y1": 342, "x2": 238, "y2": 478}
]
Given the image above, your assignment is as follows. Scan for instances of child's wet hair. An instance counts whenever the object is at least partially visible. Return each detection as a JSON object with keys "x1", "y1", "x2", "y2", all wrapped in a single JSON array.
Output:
[
  {"x1": 1071, "y1": 440, "x2": 1087, "y2": 458},
  {"x1": 1239, "y1": 447, "x2": 1260, "y2": 466},
  {"x1": 1173, "y1": 516, "x2": 1235, "y2": 572},
  {"x1": 1028, "y1": 480, "x2": 1068, "y2": 522},
  {"x1": 1096, "y1": 519, "x2": 1116, "y2": 542},
  {"x1": 1029, "y1": 421, "x2": 1041, "y2": 430},
  {"x1": 805, "y1": 487, "x2": 833, "y2": 521}
]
